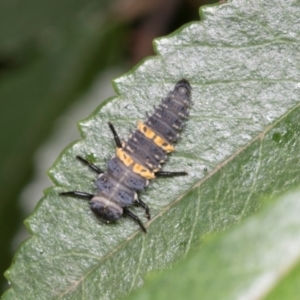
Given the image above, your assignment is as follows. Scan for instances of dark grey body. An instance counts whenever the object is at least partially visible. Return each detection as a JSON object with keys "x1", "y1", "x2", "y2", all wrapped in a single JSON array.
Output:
[
  {"x1": 89, "y1": 79, "x2": 192, "y2": 224},
  {"x1": 59, "y1": 80, "x2": 192, "y2": 231}
]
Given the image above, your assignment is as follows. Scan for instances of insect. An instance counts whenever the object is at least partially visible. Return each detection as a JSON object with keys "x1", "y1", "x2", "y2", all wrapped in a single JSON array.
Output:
[{"x1": 60, "y1": 79, "x2": 192, "y2": 232}]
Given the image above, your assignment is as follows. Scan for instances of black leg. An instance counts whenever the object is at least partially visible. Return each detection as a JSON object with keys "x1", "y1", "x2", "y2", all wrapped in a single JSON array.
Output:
[
  {"x1": 108, "y1": 122, "x2": 122, "y2": 148},
  {"x1": 155, "y1": 171, "x2": 188, "y2": 177},
  {"x1": 60, "y1": 191, "x2": 94, "y2": 200},
  {"x1": 136, "y1": 198, "x2": 151, "y2": 220},
  {"x1": 76, "y1": 156, "x2": 104, "y2": 174},
  {"x1": 123, "y1": 207, "x2": 147, "y2": 233}
]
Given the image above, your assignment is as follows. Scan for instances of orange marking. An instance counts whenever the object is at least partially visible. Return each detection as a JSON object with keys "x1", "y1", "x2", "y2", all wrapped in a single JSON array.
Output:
[
  {"x1": 133, "y1": 164, "x2": 155, "y2": 179},
  {"x1": 138, "y1": 120, "x2": 155, "y2": 139},
  {"x1": 116, "y1": 148, "x2": 133, "y2": 167},
  {"x1": 138, "y1": 121, "x2": 175, "y2": 153},
  {"x1": 154, "y1": 136, "x2": 174, "y2": 153},
  {"x1": 116, "y1": 147, "x2": 155, "y2": 179}
]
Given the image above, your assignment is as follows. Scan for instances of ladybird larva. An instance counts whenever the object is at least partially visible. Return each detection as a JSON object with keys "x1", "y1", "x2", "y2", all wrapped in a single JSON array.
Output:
[{"x1": 60, "y1": 79, "x2": 192, "y2": 232}]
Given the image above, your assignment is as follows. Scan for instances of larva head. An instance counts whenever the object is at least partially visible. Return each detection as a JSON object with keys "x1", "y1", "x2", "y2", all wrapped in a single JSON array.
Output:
[{"x1": 90, "y1": 196, "x2": 123, "y2": 222}]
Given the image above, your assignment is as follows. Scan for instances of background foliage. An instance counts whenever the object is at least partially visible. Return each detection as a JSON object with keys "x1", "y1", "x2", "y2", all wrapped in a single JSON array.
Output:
[
  {"x1": 1, "y1": 0, "x2": 300, "y2": 299},
  {"x1": 0, "y1": 0, "x2": 203, "y2": 293}
]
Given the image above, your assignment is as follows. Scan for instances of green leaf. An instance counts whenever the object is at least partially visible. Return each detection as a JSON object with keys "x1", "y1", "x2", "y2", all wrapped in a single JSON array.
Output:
[
  {"x1": 3, "y1": 0, "x2": 300, "y2": 299},
  {"x1": 125, "y1": 187, "x2": 300, "y2": 300},
  {"x1": 0, "y1": 0, "x2": 126, "y2": 286}
]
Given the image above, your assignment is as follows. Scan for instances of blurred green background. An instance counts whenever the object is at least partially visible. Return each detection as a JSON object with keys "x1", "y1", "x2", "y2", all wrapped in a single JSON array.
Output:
[{"x1": 0, "y1": 0, "x2": 216, "y2": 293}]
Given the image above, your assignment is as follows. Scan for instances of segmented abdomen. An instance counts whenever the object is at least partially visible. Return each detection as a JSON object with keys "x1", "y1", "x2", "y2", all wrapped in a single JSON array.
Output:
[{"x1": 94, "y1": 79, "x2": 191, "y2": 210}]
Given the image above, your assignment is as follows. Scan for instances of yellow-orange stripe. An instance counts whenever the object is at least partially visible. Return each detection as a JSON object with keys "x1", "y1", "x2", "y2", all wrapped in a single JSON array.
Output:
[
  {"x1": 116, "y1": 148, "x2": 155, "y2": 179},
  {"x1": 137, "y1": 121, "x2": 175, "y2": 153}
]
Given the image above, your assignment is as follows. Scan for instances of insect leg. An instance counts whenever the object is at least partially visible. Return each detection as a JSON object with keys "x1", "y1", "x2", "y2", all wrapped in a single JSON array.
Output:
[
  {"x1": 136, "y1": 198, "x2": 151, "y2": 220},
  {"x1": 155, "y1": 171, "x2": 188, "y2": 177},
  {"x1": 123, "y1": 207, "x2": 147, "y2": 233},
  {"x1": 108, "y1": 122, "x2": 122, "y2": 148},
  {"x1": 76, "y1": 156, "x2": 104, "y2": 174},
  {"x1": 60, "y1": 191, "x2": 94, "y2": 200}
]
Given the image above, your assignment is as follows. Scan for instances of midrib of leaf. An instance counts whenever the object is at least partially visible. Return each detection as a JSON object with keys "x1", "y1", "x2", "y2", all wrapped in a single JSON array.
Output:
[
  {"x1": 3, "y1": 0, "x2": 300, "y2": 300},
  {"x1": 54, "y1": 99, "x2": 300, "y2": 299},
  {"x1": 124, "y1": 187, "x2": 300, "y2": 300}
]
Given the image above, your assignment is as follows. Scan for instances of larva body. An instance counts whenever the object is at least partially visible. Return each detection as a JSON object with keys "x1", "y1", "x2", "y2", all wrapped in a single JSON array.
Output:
[{"x1": 61, "y1": 79, "x2": 191, "y2": 232}]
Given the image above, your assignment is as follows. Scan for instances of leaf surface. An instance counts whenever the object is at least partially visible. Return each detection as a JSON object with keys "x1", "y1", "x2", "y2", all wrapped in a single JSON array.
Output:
[
  {"x1": 125, "y1": 187, "x2": 300, "y2": 300},
  {"x1": 3, "y1": 0, "x2": 300, "y2": 299},
  {"x1": 0, "y1": 0, "x2": 125, "y2": 288}
]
